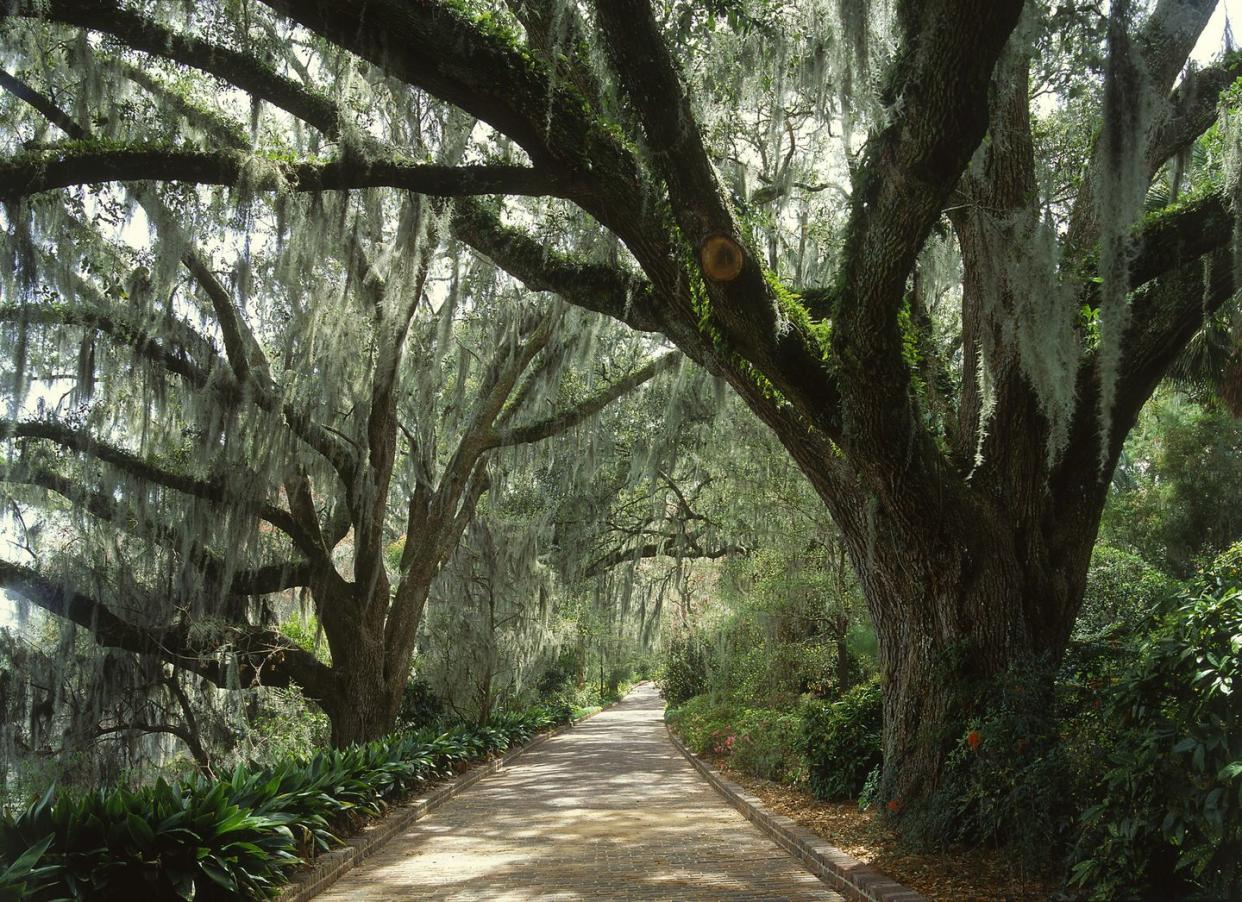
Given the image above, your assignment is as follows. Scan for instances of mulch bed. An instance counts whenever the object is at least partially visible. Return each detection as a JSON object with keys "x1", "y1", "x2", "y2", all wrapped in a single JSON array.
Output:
[{"x1": 709, "y1": 759, "x2": 1057, "y2": 901}]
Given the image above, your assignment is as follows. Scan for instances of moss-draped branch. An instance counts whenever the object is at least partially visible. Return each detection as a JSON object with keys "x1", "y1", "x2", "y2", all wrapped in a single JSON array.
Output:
[{"x1": 0, "y1": 145, "x2": 565, "y2": 201}]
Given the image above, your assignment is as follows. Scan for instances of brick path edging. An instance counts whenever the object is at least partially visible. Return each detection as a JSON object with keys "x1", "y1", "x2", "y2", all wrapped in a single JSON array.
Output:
[
  {"x1": 665, "y1": 724, "x2": 929, "y2": 902},
  {"x1": 276, "y1": 698, "x2": 625, "y2": 902}
]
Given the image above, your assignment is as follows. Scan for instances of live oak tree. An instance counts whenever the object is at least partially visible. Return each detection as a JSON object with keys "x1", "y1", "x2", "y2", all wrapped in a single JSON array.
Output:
[
  {"x1": 0, "y1": 44, "x2": 678, "y2": 747},
  {"x1": 2, "y1": 0, "x2": 1241, "y2": 802}
]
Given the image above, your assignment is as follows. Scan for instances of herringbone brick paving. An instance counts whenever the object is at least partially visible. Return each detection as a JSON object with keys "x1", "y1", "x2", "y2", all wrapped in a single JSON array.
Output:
[{"x1": 316, "y1": 683, "x2": 843, "y2": 900}]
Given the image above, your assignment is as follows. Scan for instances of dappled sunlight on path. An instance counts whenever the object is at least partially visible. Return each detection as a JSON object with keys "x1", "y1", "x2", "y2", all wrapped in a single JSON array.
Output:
[{"x1": 317, "y1": 684, "x2": 841, "y2": 900}]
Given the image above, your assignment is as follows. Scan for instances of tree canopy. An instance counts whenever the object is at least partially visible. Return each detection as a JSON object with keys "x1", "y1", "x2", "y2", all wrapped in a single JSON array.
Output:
[{"x1": 1, "y1": 0, "x2": 1240, "y2": 802}]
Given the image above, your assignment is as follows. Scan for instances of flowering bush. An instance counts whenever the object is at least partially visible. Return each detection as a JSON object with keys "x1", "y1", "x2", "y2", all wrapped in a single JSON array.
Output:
[
  {"x1": 904, "y1": 658, "x2": 1074, "y2": 872},
  {"x1": 666, "y1": 698, "x2": 805, "y2": 783}
]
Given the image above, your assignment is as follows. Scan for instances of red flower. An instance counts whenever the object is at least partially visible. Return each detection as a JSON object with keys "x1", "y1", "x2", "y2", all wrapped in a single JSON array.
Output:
[
  {"x1": 966, "y1": 729, "x2": 983, "y2": 752},
  {"x1": 886, "y1": 798, "x2": 904, "y2": 814}
]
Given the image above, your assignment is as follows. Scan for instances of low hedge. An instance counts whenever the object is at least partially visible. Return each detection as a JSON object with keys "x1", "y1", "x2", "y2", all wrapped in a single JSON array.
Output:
[
  {"x1": 0, "y1": 702, "x2": 574, "y2": 900},
  {"x1": 666, "y1": 696, "x2": 806, "y2": 784}
]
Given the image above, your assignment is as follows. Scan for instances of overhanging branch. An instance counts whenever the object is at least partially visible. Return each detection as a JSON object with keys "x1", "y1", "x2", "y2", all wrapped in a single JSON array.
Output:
[
  {"x1": 0, "y1": 418, "x2": 315, "y2": 551},
  {"x1": 450, "y1": 199, "x2": 665, "y2": 334},
  {"x1": 4, "y1": 464, "x2": 312, "y2": 595},
  {"x1": 0, "y1": 558, "x2": 332, "y2": 696},
  {"x1": 9, "y1": 0, "x2": 341, "y2": 137},
  {"x1": 0, "y1": 145, "x2": 565, "y2": 201},
  {"x1": 489, "y1": 351, "x2": 681, "y2": 448}
]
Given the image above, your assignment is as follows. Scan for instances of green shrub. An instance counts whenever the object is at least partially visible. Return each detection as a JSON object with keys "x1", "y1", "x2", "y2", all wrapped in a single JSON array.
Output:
[
  {"x1": 665, "y1": 695, "x2": 738, "y2": 757},
  {"x1": 906, "y1": 658, "x2": 1074, "y2": 870},
  {"x1": 666, "y1": 696, "x2": 804, "y2": 783},
  {"x1": 0, "y1": 781, "x2": 299, "y2": 900},
  {"x1": 1077, "y1": 545, "x2": 1180, "y2": 641},
  {"x1": 397, "y1": 678, "x2": 446, "y2": 730},
  {"x1": 660, "y1": 636, "x2": 708, "y2": 707},
  {"x1": 1068, "y1": 583, "x2": 1242, "y2": 899},
  {"x1": 0, "y1": 703, "x2": 573, "y2": 900},
  {"x1": 730, "y1": 709, "x2": 805, "y2": 783},
  {"x1": 1205, "y1": 539, "x2": 1242, "y2": 586},
  {"x1": 801, "y1": 678, "x2": 882, "y2": 801}
]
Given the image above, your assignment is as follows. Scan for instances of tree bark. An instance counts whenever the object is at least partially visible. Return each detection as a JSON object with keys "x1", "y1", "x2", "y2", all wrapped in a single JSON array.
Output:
[{"x1": 319, "y1": 640, "x2": 403, "y2": 748}]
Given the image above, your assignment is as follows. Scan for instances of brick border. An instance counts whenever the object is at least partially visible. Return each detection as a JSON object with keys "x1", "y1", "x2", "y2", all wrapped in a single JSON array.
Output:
[
  {"x1": 276, "y1": 699, "x2": 622, "y2": 902},
  {"x1": 666, "y1": 724, "x2": 929, "y2": 902}
]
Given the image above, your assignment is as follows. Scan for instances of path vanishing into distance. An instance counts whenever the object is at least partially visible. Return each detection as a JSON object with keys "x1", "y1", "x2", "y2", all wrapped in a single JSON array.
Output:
[{"x1": 317, "y1": 683, "x2": 843, "y2": 900}]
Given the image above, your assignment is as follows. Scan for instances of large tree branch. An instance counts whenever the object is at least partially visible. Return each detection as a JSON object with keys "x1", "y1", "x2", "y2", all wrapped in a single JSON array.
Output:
[
  {"x1": 258, "y1": 0, "x2": 627, "y2": 176},
  {"x1": 1128, "y1": 192, "x2": 1231, "y2": 289},
  {"x1": 583, "y1": 535, "x2": 741, "y2": 579},
  {"x1": 590, "y1": 4, "x2": 847, "y2": 444},
  {"x1": 8, "y1": 0, "x2": 341, "y2": 138},
  {"x1": 0, "y1": 418, "x2": 317, "y2": 553},
  {"x1": 488, "y1": 350, "x2": 681, "y2": 448},
  {"x1": 256, "y1": 0, "x2": 691, "y2": 335},
  {"x1": 4, "y1": 463, "x2": 311, "y2": 595},
  {"x1": 1067, "y1": 0, "x2": 1220, "y2": 245},
  {"x1": 449, "y1": 199, "x2": 665, "y2": 335},
  {"x1": 0, "y1": 66, "x2": 88, "y2": 140},
  {"x1": 1147, "y1": 52, "x2": 1242, "y2": 175},
  {"x1": 103, "y1": 56, "x2": 251, "y2": 152},
  {"x1": 821, "y1": 0, "x2": 1021, "y2": 510},
  {"x1": 177, "y1": 247, "x2": 270, "y2": 390},
  {"x1": 1117, "y1": 244, "x2": 1237, "y2": 420},
  {"x1": 0, "y1": 145, "x2": 564, "y2": 201},
  {"x1": 0, "y1": 559, "x2": 333, "y2": 696},
  {"x1": 0, "y1": 303, "x2": 213, "y2": 386}
]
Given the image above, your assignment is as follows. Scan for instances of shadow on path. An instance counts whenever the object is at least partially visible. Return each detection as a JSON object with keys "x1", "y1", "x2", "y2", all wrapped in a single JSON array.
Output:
[{"x1": 316, "y1": 684, "x2": 841, "y2": 900}]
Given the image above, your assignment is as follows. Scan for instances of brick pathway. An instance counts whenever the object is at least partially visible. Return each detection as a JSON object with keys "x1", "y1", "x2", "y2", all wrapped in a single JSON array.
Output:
[{"x1": 316, "y1": 683, "x2": 842, "y2": 900}]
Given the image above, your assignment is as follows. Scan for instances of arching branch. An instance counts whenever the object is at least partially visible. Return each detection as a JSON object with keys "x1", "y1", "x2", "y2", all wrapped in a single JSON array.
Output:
[
  {"x1": 0, "y1": 66, "x2": 88, "y2": 139},
  {"x1": 0, "y1": 145, "x2": 565, "y2": 201},
  {"x1": 0, "y1": 559, "x2": 333, "y2": 697},
  {"x1": 1147, "y1": 53, "x2": 1242, "y2": 175},
  {"x1": 0, "y1": 418, "x2": 317, "y2": 553},
  {"x1": 449, "y1": 199, "x2": 665, "y2": 335},
  {"x1": 489, "y1": 351, "x2": 681, "y2": 449},
  {"x1": 0, "y1": 303, "x2": 214, "y2": 386},
  {"x1": 583, "y1": 535, "x2": 743, "y2": 580},
  {"x1": 4, "y1": 463, "x2": 312, "y2": 595},
  {"x1": 8, "y1": 0, "x2": 341, "y2": 138}
]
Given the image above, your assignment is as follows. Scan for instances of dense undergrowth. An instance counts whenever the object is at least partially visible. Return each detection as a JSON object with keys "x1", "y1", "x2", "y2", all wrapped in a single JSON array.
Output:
[
  {"x1": 664, "y1": 542, "x2": 1242, "y2": 900},
  {"x1": 0, "y1": 702, "x2": 576, "y2": 900}
]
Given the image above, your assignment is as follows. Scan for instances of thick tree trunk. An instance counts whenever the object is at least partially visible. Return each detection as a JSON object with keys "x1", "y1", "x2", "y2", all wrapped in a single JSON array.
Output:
[
  {"x1": 847, "y1": 485, "x2": 1098, "y2": 808},
  {"x1": 316, "y1": 603, "x2": 407, "y2": 747},
  {"x1": 321, "y1": 656, "x2": 403, "y2": 747}
]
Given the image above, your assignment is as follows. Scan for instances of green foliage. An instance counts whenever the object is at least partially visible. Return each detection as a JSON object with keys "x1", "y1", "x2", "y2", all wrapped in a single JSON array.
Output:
[
  {"x1": 397, "y1": 678, "x2": 446, "y2": 731},
  {"x1": 906, "y1": 660, "x2": 1074, "y2": 872},
  {"x1": 800, "y1": 678, "x2": 882, "y2": 801},
  {"x1": 665, "y1": 696, "x2": 805, "y2": 784},
  {"x1": 730, "y1": 710, "x2": 805, "y2": 783},
  {"x1": 1068, "y1": 581, "x2": 1242, "y2": 899},
  {"x1": 0, "y1": 833, "x2": 57, "y2": 901},
  {"x1": 1206, "y1": 540, "x2": 1242, "y2": 586},
  {"x1": 278, "y1": 614, "x2": 330, "y2": 663},
  {"x1": 695, "y1": 545, "x2": 873, "y2": 709},
  {"x1": 660, "y1": 636, "x2": 709, "y2": 707},
  {"x1": 1076, "y1": 544, "x2": 1181, "y2": 641},
  {"x1": 0, "y1": 704, "x2": 573, "y2": 900},
  {"x1": 0, "y1": 781, "x2": 298, "y2": 900},
  {"x1": 665, "y1": 695, "x2": 736, "y2": 756},
  {"x1": 1103, "y1": 396, "x2": 1242, "y2": 577}
]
